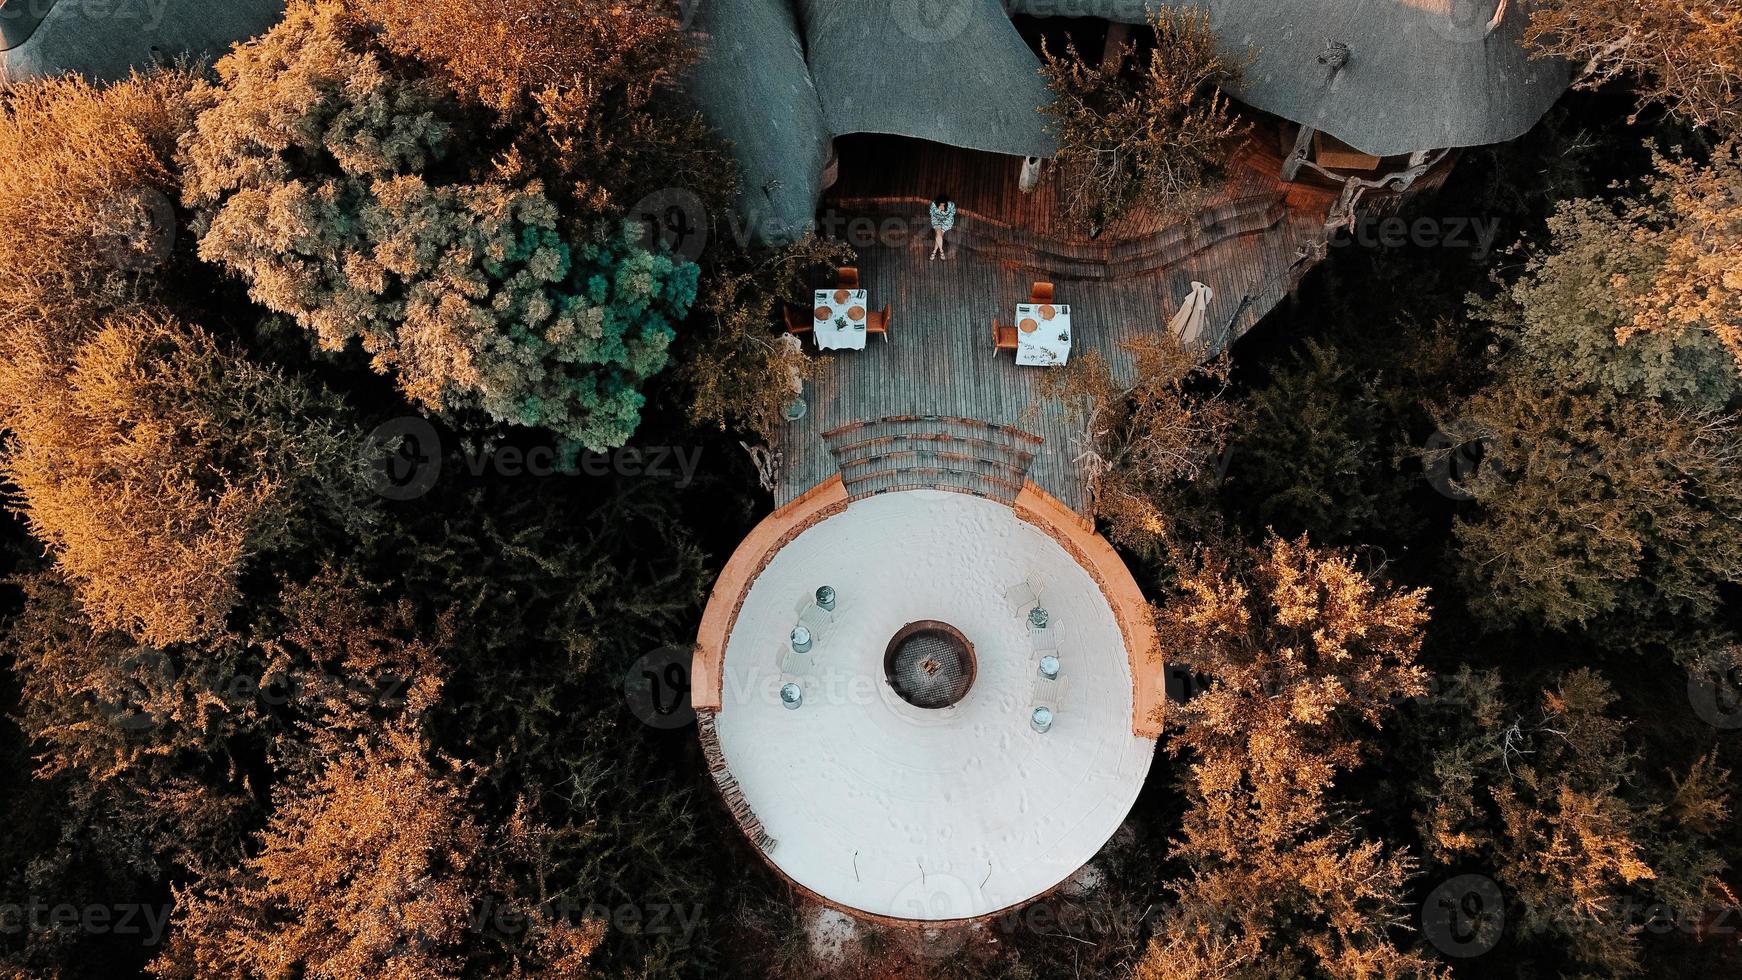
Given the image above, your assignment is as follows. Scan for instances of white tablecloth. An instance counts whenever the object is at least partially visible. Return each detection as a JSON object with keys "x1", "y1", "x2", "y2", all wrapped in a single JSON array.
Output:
[
  {"x1": 814, "y1": 289, "x2": 869, "y2": 351},
  {"x1": 1014, "y1": 303, "x2": 1072, "y2": 366}
]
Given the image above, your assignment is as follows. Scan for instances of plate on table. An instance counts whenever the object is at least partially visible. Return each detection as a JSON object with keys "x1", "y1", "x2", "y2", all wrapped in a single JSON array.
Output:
[
  {"x1": 1038, "y1": 304, "x2": 1056, "y2": 321},
  {"x1": 813, "y1": 305, "x2": 832, "y2": 322},
  {"x1": 847, "y1": 305, "x2": 866, "y2": 321},
  {"x1": 833, "y1": 288, "x2": 851, "y2": 304},
  {"x1": 1019, "y1": 317, "x2": 1038, "y2": 333}
]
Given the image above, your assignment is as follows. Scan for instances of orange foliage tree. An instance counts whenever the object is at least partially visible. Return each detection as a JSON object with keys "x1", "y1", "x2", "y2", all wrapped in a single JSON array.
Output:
[
  {"x1": 153, "y1": 725, "x2": 602, "y2": 979},
  {"x1": 358, "y1": 0, "x2": 735, "y2": 220},
  {"x1": 1610, "y1": 142, "x2": 1742, "y2": 375},
  {"x1": 0, "y1": 310, "x2": 366, "y2": 646},
  {"x1": 1040, "y1": 333, "x2": 1237, "y2": 556},
  {"x1": 1525, "y1": 0, "x2": 1741, "y2": 131},
  {"x1": 1139, "y1": 535, "x2": 1444, "y2": 978},
  {"x1": 0, "y1": 70, "x2": 193, "y2": 338},
  {"x1": 1410, "y1": 667, "x2": 1734, "y2": 976}
]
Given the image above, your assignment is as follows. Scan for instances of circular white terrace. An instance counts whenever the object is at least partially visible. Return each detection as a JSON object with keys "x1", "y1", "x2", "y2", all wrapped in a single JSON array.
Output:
[{"x1": 711, "y1": 489, "x2": 1154, "y2": 922}]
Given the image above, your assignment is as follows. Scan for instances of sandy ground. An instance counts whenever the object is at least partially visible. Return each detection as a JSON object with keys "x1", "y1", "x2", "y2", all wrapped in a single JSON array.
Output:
[{"x1": 714, "y1": 490, "x2": 1154, "y2": 920}]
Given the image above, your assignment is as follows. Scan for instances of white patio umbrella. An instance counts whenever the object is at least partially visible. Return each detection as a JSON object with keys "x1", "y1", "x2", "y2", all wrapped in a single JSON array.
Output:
[{"x1": 1166, "y1": 281, "x2": 1214, "y2": 345}]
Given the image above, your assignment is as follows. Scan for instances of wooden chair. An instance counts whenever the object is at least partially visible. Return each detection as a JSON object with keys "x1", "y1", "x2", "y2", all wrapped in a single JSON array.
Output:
[
  {"x1": 782, "y1": 303, "x2": 813, "y2": 336},
  {"x1": 1029, "y1": 281, "x2": 1054, "y2": 304},
  {"x1": 865, "y1": 304, "x2": 891, "y2": 343},
  {"x1": 837, "y1": 266, "x2": 860, "y2": 289},
  {"x1": 992, "y1": 318, "x2": 1019, "y2": 357}
]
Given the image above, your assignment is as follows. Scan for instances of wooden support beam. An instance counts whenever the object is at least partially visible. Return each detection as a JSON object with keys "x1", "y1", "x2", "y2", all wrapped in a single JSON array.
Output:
[
  {"x1": 1101, "y1": 21, "x2": 1130, "y2": 70},
  {"x1": 1280, "y1": 124, "x2": 1315, "y2": 182}
]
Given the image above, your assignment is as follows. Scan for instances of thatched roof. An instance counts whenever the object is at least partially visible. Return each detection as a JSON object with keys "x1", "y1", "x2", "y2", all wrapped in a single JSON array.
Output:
[
  {"x1": 1, "y1": 0, "x2": 282, "y2": 82},
  {"x1": 1, "y1": 0, "x2": 1570, "y2": 238},
  {"x1": 1007, "y1": 0, "x2": 1572, "y2": 156},
  {"x1": 795, "y1": 0, "x2": 1056, "y2": 159},
  {"x1": 687, "y1": 0, "x2": 833, "y2": 241}
]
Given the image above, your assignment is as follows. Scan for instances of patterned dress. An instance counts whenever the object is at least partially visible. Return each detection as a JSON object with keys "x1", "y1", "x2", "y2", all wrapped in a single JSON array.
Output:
[{"x1": 929, "y1": 201, "x2": 957, "y2": 232}]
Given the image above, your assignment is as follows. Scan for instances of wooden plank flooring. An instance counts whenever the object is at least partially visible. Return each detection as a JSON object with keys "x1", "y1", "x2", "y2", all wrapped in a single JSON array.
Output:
[{"x1": 775, "y1": 138, "x2": 1337, "y2": 514}]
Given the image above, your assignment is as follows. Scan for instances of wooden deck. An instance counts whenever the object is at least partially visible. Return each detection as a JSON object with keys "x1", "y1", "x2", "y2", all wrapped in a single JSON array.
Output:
[{"x1": 774, "y1": 135, "x2": 1340, "y2": 514}]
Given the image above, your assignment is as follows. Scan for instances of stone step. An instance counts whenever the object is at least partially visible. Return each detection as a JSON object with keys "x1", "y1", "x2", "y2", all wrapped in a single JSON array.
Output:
[
  {"x1": 824, "y1": 414, "x2": 1042, "y2": 454},
  {"x1": 829, "y1": 431, "x2": 1036, "y2": 472},
  {"x1": 842, "y1": 464, "x2": 1027, "y2": 505},
  {"x1": 825, "y1": 415, "x2": 1042, "y2": 505},
  {"x1": 835, "y1": 447, "x2": 1031, "y2": 485}
]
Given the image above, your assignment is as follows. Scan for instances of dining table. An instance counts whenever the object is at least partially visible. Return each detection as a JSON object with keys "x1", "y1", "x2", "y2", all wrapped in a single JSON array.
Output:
[
  {"x1": 1014, "y1": 302, "x2": 1072, "y2": 366},
  {"x1": 813, "y1": 288, "x2": 869, "y2": 351}
]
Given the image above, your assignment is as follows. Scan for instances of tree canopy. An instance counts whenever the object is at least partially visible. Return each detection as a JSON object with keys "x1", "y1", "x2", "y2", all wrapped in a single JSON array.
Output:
[{"x1": 182, "y1": 1, "x2": 698, "y2": 449}]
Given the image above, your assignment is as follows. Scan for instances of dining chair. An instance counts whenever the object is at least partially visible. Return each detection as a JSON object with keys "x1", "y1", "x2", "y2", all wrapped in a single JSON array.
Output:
[
  {"x1": 782, "y1": 303, "x2": 813, "y2": 336},
  {"x1": 866, "y1": 304, "x2": 892, "y2": 343},
  {"x1": 992, "y1": 318, "x2": 1019, "y2": 357},
  {"x1": 837, "y1": 266, "x2": 860, "y2": 289},
  {"x1": 1030, "y1": 281, "x2": 1055, "y2": 304}
]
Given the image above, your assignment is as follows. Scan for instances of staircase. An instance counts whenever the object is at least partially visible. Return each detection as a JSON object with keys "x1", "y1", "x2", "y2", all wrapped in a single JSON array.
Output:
[{"x1": 824, "y1": 415, "x2": 1042, "y2": 505}]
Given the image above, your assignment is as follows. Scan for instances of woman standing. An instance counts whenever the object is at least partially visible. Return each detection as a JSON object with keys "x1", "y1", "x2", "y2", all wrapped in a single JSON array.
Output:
[{"x1": 928, "y1": 193, "x2": 956, "y2": 260}]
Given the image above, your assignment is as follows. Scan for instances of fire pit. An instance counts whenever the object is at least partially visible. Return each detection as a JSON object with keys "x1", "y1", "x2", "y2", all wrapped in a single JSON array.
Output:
[{"x1": 884, "y1": 620, "x2": 976, "y2": 708}]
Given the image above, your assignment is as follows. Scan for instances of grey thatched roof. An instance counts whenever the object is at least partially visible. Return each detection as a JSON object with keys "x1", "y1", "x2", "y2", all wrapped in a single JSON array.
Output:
[
  {"x1": 687, "y1": 0, "x2": 833, "y2": 241},
  {"x1": 1, "y1": 0, "x2": 282, "y2": 83},
  {"x1": 1, "y1": 0, "x2": 1568, "y2": 240},
  {"x1": 1007, "y1": 0, "x2": 1570, "y2": 156},
  {"x1": 796, "y1": 0, "x2": 1057, "y2": 159}
]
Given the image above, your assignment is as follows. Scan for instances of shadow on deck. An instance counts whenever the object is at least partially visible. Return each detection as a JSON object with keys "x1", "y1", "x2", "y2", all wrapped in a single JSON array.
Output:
[{"x1": 773, "y1": 133, "x2": 1342, "y2": 515}]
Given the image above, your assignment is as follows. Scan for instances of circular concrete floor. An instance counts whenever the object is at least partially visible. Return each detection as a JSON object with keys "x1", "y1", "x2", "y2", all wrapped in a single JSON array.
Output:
[{"x1": 711, "y1": 490, "x2": 1154, "y2": 921}]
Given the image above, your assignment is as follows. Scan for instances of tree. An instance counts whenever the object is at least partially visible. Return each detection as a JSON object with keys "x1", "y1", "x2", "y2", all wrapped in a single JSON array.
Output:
[
  {"x1": 1524, "y1": 1, "x2": 1741, "y2": 132},
  {"x1": 1039, "y1": 9, "x2": 1247, "y2": 232},
  {"x1": 181, "y1": 1, "x2": 697, "y2": 449},
  {"x1": 1224, "y1": 340, "x2": 1407, "y2": 544},
  {"x1": 1439, "y1": 370, "x2": 1742, "y2": 656},
  {"x1": 1487, "y1": 141, "x2": 1742, "y2": 408},
  {"x1": 358, "y1": 0, "x2": 735, "y2": 221},
  {"x1": 1138, "y1": 535, "x2": 1443, "y2": 979},
  {"x1": 678, "y1": 234, "x2": 855, "y2": 442},
  {"x1": 5, "y1": 573, "x2": 266, "y2": 786},
  {"x1": 152, "y1": 725, "x2": 602, "y2": 980},
  {"x1": 0, "y1": 70, "x2": 193, "y2": 340},
  {"x1": 0, "y1": 309, "x2": 368, "y2": 647},
  {"x1": 1409, "y1": 667, "x2": 1733, "y2": 976},
  {"x1": 1040, "y1": 333, "x2": 1237, "y2": 555}
]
